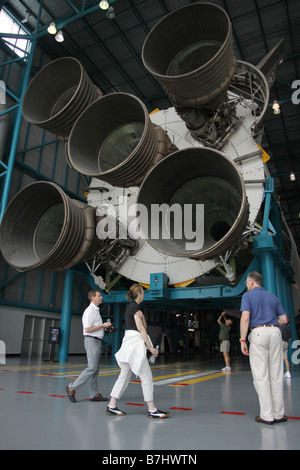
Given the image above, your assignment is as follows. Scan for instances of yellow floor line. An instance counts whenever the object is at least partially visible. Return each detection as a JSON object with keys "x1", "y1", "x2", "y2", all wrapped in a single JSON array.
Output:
[
  {"x1": 169, "y1": 372, "x2": 228, "y2": 385},
  {"x1": 130, "y1": 370, "x2": 203, "y2": 383}
]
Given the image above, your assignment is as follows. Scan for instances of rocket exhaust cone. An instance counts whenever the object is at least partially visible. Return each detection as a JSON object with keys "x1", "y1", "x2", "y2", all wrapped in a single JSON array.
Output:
[
  {"x1": 67, "y1": 93, "x2": 162, "y2": 187},
  {"x1": 136, "y1": 147, "x2": 249, "y2": 260},
  {"x1": 142, "y1": 2, "x2": 236, "y2": 108},
  {"x1": 22, "y1": 57, "x2": 101, "y2": 139},
  {"x1": 0, "y1": 182, "x2": 96, "y2": 271}
]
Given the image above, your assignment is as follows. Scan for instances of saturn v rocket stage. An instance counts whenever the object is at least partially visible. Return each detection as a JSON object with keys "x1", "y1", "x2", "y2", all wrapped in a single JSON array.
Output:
[{"x1": 1, "y1": 2, "x2": 299, "y2": 293}]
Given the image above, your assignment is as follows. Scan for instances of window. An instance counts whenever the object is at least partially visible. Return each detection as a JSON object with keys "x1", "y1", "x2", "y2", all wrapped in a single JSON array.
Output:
[{"x1": 0, "y1": 8, "x2": 30, "y2": 58}]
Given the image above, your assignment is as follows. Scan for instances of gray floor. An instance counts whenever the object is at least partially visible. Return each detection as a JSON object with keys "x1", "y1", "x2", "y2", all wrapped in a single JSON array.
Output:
[{"x1": 0, "y1": 352, "x2": 299, "y2": 451}]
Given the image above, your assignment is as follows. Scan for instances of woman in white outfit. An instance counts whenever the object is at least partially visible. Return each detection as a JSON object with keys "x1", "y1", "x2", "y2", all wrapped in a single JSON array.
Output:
[{"x1": 106, "y1": 284, "x2": 169, "y2": 419}]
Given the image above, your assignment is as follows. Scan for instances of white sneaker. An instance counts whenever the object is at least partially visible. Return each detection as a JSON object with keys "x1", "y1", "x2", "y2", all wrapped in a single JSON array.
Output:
[
  {"x1": 284, "y1": 371, "x2": 291, "y2": 378},
  {"x1": 221, "y1": 366, "x2": 231, "y2": 372},
  {"x1": 148, "y1": 409, "x2": 169, "y2": 419},
  {"x1": 106, "y1": 406, "x2": 127, "y2": 416}
]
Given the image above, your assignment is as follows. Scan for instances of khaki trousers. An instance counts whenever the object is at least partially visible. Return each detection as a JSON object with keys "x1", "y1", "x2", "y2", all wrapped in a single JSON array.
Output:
[{"x1": 249, "y1": 326, "x2": 284, "y2": 421}]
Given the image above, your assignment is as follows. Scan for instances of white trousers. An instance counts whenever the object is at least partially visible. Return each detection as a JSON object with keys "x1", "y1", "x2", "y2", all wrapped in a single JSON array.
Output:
[
  {"x1": 110, "y1": 357, "x2": 154, "y2": 403},
  {"x1": 249, "y1": 326, "x2": 284, "y2": 421}
]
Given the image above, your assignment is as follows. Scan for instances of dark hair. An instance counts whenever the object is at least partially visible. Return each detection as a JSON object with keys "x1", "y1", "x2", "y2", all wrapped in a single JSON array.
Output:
[
  {"x1": 247, "y1": 271, "x2": 263, "y2": 286},
  {"x1": 126, "y1": 284, "x2": 143, "y2": 301}
]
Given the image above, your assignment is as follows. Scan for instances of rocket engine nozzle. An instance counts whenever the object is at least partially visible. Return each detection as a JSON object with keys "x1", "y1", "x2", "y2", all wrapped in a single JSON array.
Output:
[
  {"x1": 0, "y1": 182, "x2": 97, "y2": 271},
  {"x1": 142, "y1": 2, "x2": 236, "y2": 110},
  {"x1": 137, "y1": 147, "x2": 249, "y2": 260},
  {"x1": 67, "y1": 92, "x2": 175, "y2": 187},
  {"x1": 22, "y1": 57, "x2": 101, "y2": 140}
]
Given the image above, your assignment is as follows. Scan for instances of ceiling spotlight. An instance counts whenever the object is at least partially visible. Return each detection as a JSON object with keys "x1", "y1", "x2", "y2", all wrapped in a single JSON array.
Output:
[
  {"x1": 47, "y1": 22, "x2": 57, "y2": 34},
  {"x1": 55, "y1": 30, "x2": 64, "y2": 42},
  {"x1": 290, "y1": 172, "x2": 296, "y2": 181},
  {"x1": 99, "y1": 0, "x2": 109, "y2": 10},
  {"x1": 106, "y1": 6, "x2": 115, "y2": 19},
  {"x1": 21, "y1": 11, "x2": 30, "y2": 24},
  {"x1": 272, "y1": 100, "x2": 281, "y2": 114}
]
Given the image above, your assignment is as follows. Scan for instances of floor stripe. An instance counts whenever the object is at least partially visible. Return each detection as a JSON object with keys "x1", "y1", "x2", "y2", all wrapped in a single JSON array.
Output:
[
  {"x1": 169, "y1": 372, "x2": 228, "y2": 386},
  {"x1": 125, "y1": 403, "x2": 146, "y2": 407},
  {"x1": 170, "y1": 407, "x2": 193, "y2": 411},
  {"x1": 154, "y1": 370, "x2": 220, "y2": 386},
  {"x1": 38, "y1": 368, "x2": 120, "y2": 378}
]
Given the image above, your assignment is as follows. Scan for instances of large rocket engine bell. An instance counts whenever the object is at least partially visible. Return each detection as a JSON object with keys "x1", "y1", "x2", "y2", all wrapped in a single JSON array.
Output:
[
  {"x1": 137, "y1": 147, "x2": 249, "y2": 260},
  {"x1": 21, "y1": 57, "x2": 101, "y2": 140},
  {"x1": 142, "y1": 2, "x2": 237, "y2": 148},
  {"x1": 0, "y1": 182, "x2": 97, "y2": 271},
  {"x1": 66, "y1": 92, "x2": 175, "y2": 187},
  {"x1": 0, "y1": 2, "x2": 289, "y2": 287}
]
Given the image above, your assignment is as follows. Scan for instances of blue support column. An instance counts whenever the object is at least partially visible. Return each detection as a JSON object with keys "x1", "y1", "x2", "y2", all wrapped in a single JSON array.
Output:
[
  {"x1": 112, "y1": 303, "x2": 123, "y2": 357},
  {"x1": 0, "y1": 41, "x2": 36, "y2": 220},
  {"x1": 58, "y1": 270, "x2": 74, "y2": 363},
  {"x1": 275, "y1": 265, "x2": 284, "y2": 305},
  {"x1": 252, "y1": 178, "x2": 277, "y2": 295},
  {"x1": 259, "y1": 249, "x2": 277, "y2": 295},
  {"x1": 0, "y1": 0, "x2": 43, "y2": 221}
]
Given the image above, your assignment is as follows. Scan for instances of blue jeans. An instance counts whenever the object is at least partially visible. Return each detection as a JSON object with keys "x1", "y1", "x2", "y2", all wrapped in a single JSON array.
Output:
[{"x1": 69, "y1": 336, "x2": 102, "y2": 398}]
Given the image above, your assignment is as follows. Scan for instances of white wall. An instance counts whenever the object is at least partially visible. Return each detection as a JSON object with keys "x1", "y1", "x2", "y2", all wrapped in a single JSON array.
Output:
[{"x1": 0, "y1": 305, "x2": 85, "y2": 356}]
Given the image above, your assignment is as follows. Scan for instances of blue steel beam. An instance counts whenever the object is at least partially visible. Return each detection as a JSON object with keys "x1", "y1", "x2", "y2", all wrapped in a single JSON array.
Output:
[
  {"x1": 0, "y1": 7, "x2": 39, "y2": 221},
  {"x1": 80, "y1": 257, "x2": 260, "y2": 305},
  {"x1": 0, "y1": 91, "x2": 36, "y2": 219},
  {"x1": 34, "y1": 0, "x2": 119, "y2": 39},
  {"x1": 58, "y1": 269, "x2": 74, "y2": 362}
]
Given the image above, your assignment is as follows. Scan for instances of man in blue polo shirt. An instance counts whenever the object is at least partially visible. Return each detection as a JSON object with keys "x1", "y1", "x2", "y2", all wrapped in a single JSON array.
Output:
[{"x1": 240, "y1": 271, "x2": 288, "y2": 425}]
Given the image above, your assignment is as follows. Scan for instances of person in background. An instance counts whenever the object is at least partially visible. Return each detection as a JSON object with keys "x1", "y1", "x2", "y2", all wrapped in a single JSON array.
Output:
[
  {"x1": 66, "y1": 289, "x2": 111, "y2": 403},
  {"x1": 240, "y1": 271, "x2": 288, "y2": 425},
  {"x1": 106, "y1": 284, "x2": 169, "y2": 419},
  {"x1": 217, "y1": 311, "x2": 232, "y2": 371},
  {"x1": 279, "y1": 318, "x2": 292, "y2": 378}
]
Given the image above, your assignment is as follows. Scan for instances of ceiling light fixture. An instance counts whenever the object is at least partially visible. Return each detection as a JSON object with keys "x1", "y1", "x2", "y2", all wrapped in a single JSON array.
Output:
[
  {"x1": 99, "y1": 1, "x2": 109, "y2": 10},
  {"x1": 290, "y1": 172, "x2": 296, "y2": 181},
  {"x1": 21, "y1": 11, "x2": 30, "y2": 24},
  {"x1": 55, "y1": 30, "x2": 64, "y2": 43},
  {"x1": 106, "y1": 6, "x2": 115, "y2": 19},
  {"x1": 272, "y1": 100, "x2": 281, "y2": 114},
  {"x1": 47, "y1": 22, "x2": 57, "y2": 34}
]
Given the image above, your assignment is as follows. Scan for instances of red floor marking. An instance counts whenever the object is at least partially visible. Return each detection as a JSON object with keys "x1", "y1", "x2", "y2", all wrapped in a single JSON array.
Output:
[
  {"x1": 49, "y1": 395, "x2": 66, "y2": 397},
  {"x1": 125, "y1": 403, "x2": 146, "y2": 406},
  {"x1": 18, "y1": 391, "x2": 34, "y2": 394},
  {"x1": 172, "y1": 383, "x2": 189, "y2": 386},
  {"x1": 287, "y1": 416, "x2": 300, "y2": 420},
  {"x1": 170, "y1": 407, "x2": 193, "y2": 411},
  {"x1": 220, "y1": 411, "x2": 245, "y2": 415}
]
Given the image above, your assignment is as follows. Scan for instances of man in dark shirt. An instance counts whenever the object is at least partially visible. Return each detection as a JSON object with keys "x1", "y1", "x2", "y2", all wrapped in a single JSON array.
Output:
[
  {"x1": 240, "y1": 271, "x2": 288, "y2": 425},
  {"x1": 217, "y1": 312, "x2": 232, "y2": 371}
]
